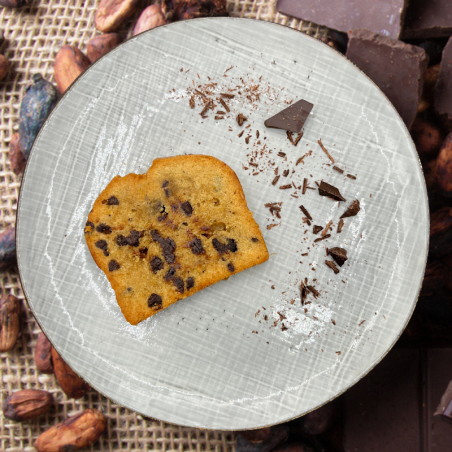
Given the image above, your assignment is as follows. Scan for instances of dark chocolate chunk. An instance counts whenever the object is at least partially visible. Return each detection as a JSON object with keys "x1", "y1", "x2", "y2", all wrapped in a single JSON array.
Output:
[
  {"x1": 337, "y1": 218, "x2": 344, "y2": 233},
  {"x1": 314, "y1": 234, "x2": 331, "y2": 243},
  {"x1": 329, "y1": 247, "x2": 348, "y2": 267},
  {"x1": 173, "y1": 277, "x2": 185, "y2": 294},
  {"x1": 237, "y1": 113, "x2": 247, "y2": 126},
  {"x1": 403, "y1": 0, "x2": 452, "y2": 39},
  {"x1": 264, "y1": 99, "x2": 313, "y2": 133},
  {"x1": 151, "y1": 229, "x2": 176, "y2": 264},
  {"x1": 96, "y1": 223, "x2": 112, "y2": 234},
  {"x1": 227, "y1": 262, "x2": 235, "y2": 272},
  {"x1": 333, "y1": 165, "x2": 344, "y2": 174},
  {"x1": 139, "y1": 247, "x2": 148, "y2": 258},
  {"x1": 149, "y1": 256, "x2": 164, "y2": 273},
  {"x1": 164, "y1": 267, "x2": 176, "y2": 281},
  {"x1": 95, "y1": 239, "x2": 109, "y2": 256},
  {"x1": 313, "y1": 225, "x2": 323, "y2": 234},
  {"x1": 340, "y1": 199, "x2": 361, "y2": 218},
  {"x1": 251, "y1": 237, "x2": 259, "y2": 242},
  {"x1": 318, "y1": 181, "x2": 346, "y2": 202},
  {"x1": 186, "y1": 277, "x2": 195, "y2": 290},
  {"x1": 277, "y1": 0, "x2": 408, "y2": 40},
  {"x1": 108, "y1": 260, "x2": 120, "y2": 271},
  {"x1": 299, "y1": 205, "x2": 312, "y2": 220},
  {"x1": 181, "y1": 201, "x2": 193, "y2": 216},
  {"x1": 435, "y1": 38, "x2": 452, "y2": 119},
  {"x1": 325, "y1": 260, "x2": 340, "y2": 274},
  {"x1": 189, "y1": 237, "x2": 205, "y2": 255},
  {"x1": 148, "y1": 293, "x2": 163, "y2": 310},
  {"x1": 346, "y1": 29, "x2": 428, "y2": 128},
  {"x1": 105, "y1": 196, "x2": 119, "y2": 205},
  {"x1": 116, "y1": 230, "x2": 141, "y2": 247},
  {"x1": 212, "y1": 238, "x2": 237, "y2": 255},
  {"x1": 162, "y1": 180, "x2": 169, "y2": 188}
]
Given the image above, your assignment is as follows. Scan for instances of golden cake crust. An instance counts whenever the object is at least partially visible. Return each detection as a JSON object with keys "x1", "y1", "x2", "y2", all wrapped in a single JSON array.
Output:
[{"x1": 84, "y1": 155, "x2": 269, "y2": 325}]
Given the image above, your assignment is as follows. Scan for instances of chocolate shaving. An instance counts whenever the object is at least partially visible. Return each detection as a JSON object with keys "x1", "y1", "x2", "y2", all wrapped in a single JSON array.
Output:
[
  {"x1": 256, "y1": 130, "x2": 260, "y2": 138},
  {"x1": 104, "y1": 196, "x2": 119, "y2": 205},
  {"x1": 314, "y1": 234, "x2": 331, "y2": 243},
  {"x1": 286, "y1": 131, "x2": 295, "y2": 145},
  {"x1": 227, "y1": 262, "x2": 235, "y2": 272},
  {"x1": 317, "y1": 139, "x2": 335, "y2": 163},
  {"x1": 237, "y1": 113, "x2": 247, "y2": 126},
  {"x1": 302, "y1": 178, "x2": 308, "y2": 194},
  {"x1": 333, "y1": 166, "x2": 344, "y2": 174},
  {"x1": 189, "y1": 96, "x2": 195, "y2": 109},
  {"x1": 272, "y1": 175, "x2": 280, "y2": 186},
  {"x1": 116, "y1": 230, "x2": 141, "y2": 247},
  {"x1": 277, "y1": 151, "x2": 286, "y2": 157},
  {"x1": 181, "y1": 201, "x2": 193, "y2": 217},
  {"x1": 96, "y1": 223, "x2": 112, "y2": 234},
  {"x1": 221, "y1": 93, "x2": 235, "y2": 99},
  {"x1": 340, "y1": 199, "x2": 360, "y2": 218},
  {"x1": 325, "y1": 260, "x2": 340, "y2": 274},
  {"x1": 108, "y1": 260, "x2": 120, "y2": 271},
  {"x1": 216, "y1": 111, "x2": 226, "y2": 115},
  {"x1": 346, "y1": 174, "x2": 357, "y2": 180},
  {"x1": 337, "y1": 218, "x2": 344, "y2": 233},
  {"x1": 329, "y1": 247, "x2": 348, "y2": 267},
  {"x1": 245, "y1": 136, "x2": 250, "y2": 144},
  {"x1": 282, "y1": 169, "x2": 289, "y2": 177},
  {"x1": 313, "y1": 225, "x2": 323, "y2": 234},
  {"x1": 215, "y1": 115, "x2": 224, "y2": 120},
  {"x1": 318, "y1": 181, "x2": 346, "y2": 202},
  {"x1": 294, "y1": 132, "x2": 303, "y2": 146},
  {"x1": 299, "y1": 205, "x2": 312, "y2": 220},
  {"x1": 279, "y1": 184, "x2": 292, "y2": 189},
  {"x1": 238, "y1": 130, "x2": 244, "y2": 138},
  {"x1": 219, "y1": 98, "x2": 230, "y2": 112},
  {"x1": 264, "y1": 99, "x2": 313, "y2": 133},
  {"x1": 307, "y1": 285, "x2": 319, "y2": 298},
  {"x1": 150, "y1": 256, "x2": 164, "y2": 273},
  {"x1": 186, "y1": 277, "x2": 195, "y2": 290},
  {"x1": 321, "y1": 220, "x2": 332, "y2": 236}
]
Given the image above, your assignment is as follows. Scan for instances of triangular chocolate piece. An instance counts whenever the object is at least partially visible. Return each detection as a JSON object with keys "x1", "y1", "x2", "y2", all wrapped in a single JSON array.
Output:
[
  {"x1": 329, "y1": 247, "x2": 348, "y2": 267},
  {"x1": 264, "y1": 99, "x2": 313, "y2": 133}
]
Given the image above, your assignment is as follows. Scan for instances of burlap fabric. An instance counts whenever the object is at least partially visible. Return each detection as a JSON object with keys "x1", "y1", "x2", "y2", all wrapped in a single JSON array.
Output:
[{"x1": 0, "y1": 1, "x2": 326, "y2": 450}]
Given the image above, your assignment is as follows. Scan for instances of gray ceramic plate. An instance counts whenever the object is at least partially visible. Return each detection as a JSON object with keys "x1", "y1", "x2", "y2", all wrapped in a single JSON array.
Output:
[{"x1": 17, "y1": 18, "x2": 428, "y2": 430}]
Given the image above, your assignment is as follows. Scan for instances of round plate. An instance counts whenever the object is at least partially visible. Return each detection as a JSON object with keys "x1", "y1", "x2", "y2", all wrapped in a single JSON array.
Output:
[{"x1": 17, "y1": 18, "x2": 428, "y2": 430}]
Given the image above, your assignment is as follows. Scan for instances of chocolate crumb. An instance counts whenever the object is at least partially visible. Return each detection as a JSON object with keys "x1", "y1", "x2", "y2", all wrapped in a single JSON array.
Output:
[
  {"x1": 313, "y1": 225, "x2": 323, "y2": 234},
  {"x1": 307, "y1": 285, "x2": 319, "y2": 298},
  {"x1": 317, "y1": 139, "x2": 335, "y2": 163},
  {"x1": 272, "y1": 175, "x2": 280, "y2": 186},
  {"x1": 318, "y1": 181, "x2": 346, "y2": 202},
  {"x1": 181, "y1": 201, "x2": 193, "y2": 217},
  {"x1": 150, "y1": 256, "x2": 164, "y2": 273},
  {"x1": 277, "y1": 151, "x2": 286, "y2": 157},
  {"x1": 329, "y1": 247, "x2": 348, "y2": 266},
  {"x1": 346, "y1": 174, "x2": 357, "y2": 180},
  {"x1": 294, "y1": 132, "x2": 303, "y2": 146},
  {"x1": 139, "y1": 247, "x2": 148, "y2": 258},
  {"x1": 85, "y1": 221, "x2": 94, "y2": 230},
  {"x1": 340, "y1": 199, "x2": 360, "y2": 218},
  {"x1": 186, "y1": 277, "x2": 195, "y2": 290},
  {"x1": 245, "y1": 136, "x2": 250, "y2": 144},
  {"x1": 302, "y1": 178, "x2": 308, "y2": 194},
  {"x1": 219, "y1": 98, "x2": 230, "y2": 112},
  {"x1": 333, "y1": 166, "x2": 344, "y2": 174},
  {"x1": 279, "y1": 184, "x2": 292, "y2": 189},
  {"x1": 95, "y1": 240, "x2": 109, "y2": 256},
  {"x1": 148, "y1": 293, "x2": 163, "y2": 310},
  {"x1": 237, "y1": 113, "x2": 247, "y2": 126},
  {"x1": 189, "y1": 96, "x2": 195, "y2": 109},
  {"x1": 189, "y1": 237, "x2": 205, "y2": 255},
  {"x1": 173, "y1": 277, "x2": 185, "y2": 294},
  {"x1": 337, "y1": 218, "x2": 344, "y2": 233},
  {"x1": 108, "y1": 260, "x2": 120, "y2": 271},
  {"x1": 249, "y1": 162, "x2": 258, "y2": 167},
  {"x1": 314, "y1": 234, "x2": 331, "y2": 243},
  {"x1": 256, "y1": 130, "x2": 260, "y2": 138},
  {"x1": 221, "y1": 93, "x2": 235, "y2": 99},
  {"x1": 286, "y1": 131, "x2": 295, "y2": 145},
  {"x1": 299, "y1": 205, "x2": 312, "y2": 220},
  {"x1": 325, "y1": 260, "x2": 340, "y2": 274},
  {"x1": 251, "y1": 238, "x2": 259, "y2": 242},
  {"x1": 283, "y1": 169, "x2": 289, "y2": 177},
  {"x1": 158, "y1": 212, "x2": 168, "y2": 222},
  {"x1": 227, "y1": 262, "x2": 235, "y2": 272},
  {"x1": 238, "y1": 130, "x2": 244, "y2": 138},
  {"x1": 96, "y1": 223, "x2": 112, "y2": 234}
]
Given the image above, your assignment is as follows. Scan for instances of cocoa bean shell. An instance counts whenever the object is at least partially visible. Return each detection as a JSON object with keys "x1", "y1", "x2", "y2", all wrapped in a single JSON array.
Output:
[
  {"x1": 430, "y1": 207, "x2": 452, "y2": 259},
  {"x1": 133, "y1": 5, "x2": 166, "y2": 36},
  {"x1": 0, "y1": 294, "x2": 21, "y2": 352},
  {"x1": 0, "y1": 54, "x2": 10, "y2": 81},
  {"x1": 35, "y1": 332, "x2": 54, "y2": 374},
  {"x1": 436, "y1": 132, "x2": 452, "y2": 196},
  {"x1": 411, "y1": 118, "x2": 444, "y2": 162},
  {"x1": 9, "y1": 132, "x2": 26, "y2": 175},
  {"x1": 54, "y1": 46, "x2": 90, "y2": 94},
  {"x1": 0, "y1": 226, "x2": 16, "y2": 270},
  {"x1": 3, "y1": 389, "x2": 54, "y2": 421},
  {"x1": 86, "y1": 33, "x2": 121, "y2": 63},
  {"x1": 18, "y1": 74, "x2": 59, "y2": 160},
  {"x1": 34, "y1": 408, "x2": 106, "y2": 452},
  {"x1": 51, "y1": 347, "x2": 90, "y2": 399},
  {"x1": 95, "y1": 0, "x2": 141, "y2": 33},
  {"x1": 236, "y1": 425, "x2": 289, "y2": 452}
]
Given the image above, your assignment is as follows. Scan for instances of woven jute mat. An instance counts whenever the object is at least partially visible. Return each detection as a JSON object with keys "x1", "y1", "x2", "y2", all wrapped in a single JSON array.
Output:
[{"x1": 0, "y1": 1, "x2": 326, "y2": 450}]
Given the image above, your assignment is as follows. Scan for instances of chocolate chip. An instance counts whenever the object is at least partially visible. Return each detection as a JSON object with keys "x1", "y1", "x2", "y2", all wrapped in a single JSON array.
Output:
[
  {"x1": 212, "y1": 238, "x2": 237, "y2": 255},
  {"x1": 149, "y1": 256, "x2": 164, "y2": 273},
  {"x1": 158, "y1": 212, "x2": 168, "y2": 222},
  {"x1": 227, "y1": 262, "x2": 235, "y2": 272},
  {"x1": 139, "y1": 247, "x2": 148, "y2": 258},
  {"x1": 151, "y1": 230, "x2": 176, "y2": 264},
  {"x1": 96, "y1": 223, "x2": 112, "y2": 234},
  {"x1": 186, "y1": 277, "x2": 195, "y2": 290},
  {"x1": 148, "y1": 293, "x2": 163, "y2": 310},
  {"x1": 105, "y1": 196, "x2": 119, "y2": 205},
  {"x1": 189, "y1": 237, "x2": 205, "y2": 255},
  {"x1": 164, "y1": 188, "x2": 171, "y2": 197},
  {"x1": 108, "y1": 260, "x2": 120, "y2": 271},
  {"x1": 173, "y1": 277, "x2": 185, "y2": 294},
  {"x1": 116, "y1": 230, "x2": 141, "y2": 247},
  {"x1": 164, "y1": 267, "x2": 176, "y2": 281},
  {"x1": 251, "y1": 237, "x2": 259, "y2": 242},
  {"x1": 162, "y1": 180, "x2": 169, "y2": 188},
  {"x1": 181, "y1": 201, "x2": 193, "y2": 217},
  {"x1": 95, "y1": 240, "x2": 109, "y2": 256}
]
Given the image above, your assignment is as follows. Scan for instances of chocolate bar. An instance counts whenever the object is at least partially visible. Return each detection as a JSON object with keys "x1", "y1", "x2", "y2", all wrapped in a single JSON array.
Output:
[
  {"x1": 346, "y1": 29, "x2": 429, "y2": 128},
  {"x1": 276, "y1": 0, "x2": 408, "y2": 40},
  {"x1": 435, "y1": 38, "x2": 452, "y2": 120},
  {"x1": 403, "y1": 0, "x2": 452, "y2": 39},
  {"x1": 264, "y1": 99, "x2": 313, "y2": 134}
]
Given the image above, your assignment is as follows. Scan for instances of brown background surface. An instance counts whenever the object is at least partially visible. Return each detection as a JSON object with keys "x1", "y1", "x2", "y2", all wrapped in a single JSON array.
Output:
[{"x1": 0, "y1": 1, "x2": 325, "y2": 450}]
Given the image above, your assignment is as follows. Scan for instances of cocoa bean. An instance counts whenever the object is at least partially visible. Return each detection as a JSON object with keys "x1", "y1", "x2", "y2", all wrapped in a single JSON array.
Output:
[
  {"x1": 0, "y1": 0, "x2": 31, "y2": 7},
  {"x1": 236, "y1": 425, "x2": 289, "y2": 452},
  {"x1": 421, "y1": 260, "x2": 448, "y2": 295},
  {"x1": 95, "y1": 0, "x2": 140, "y2": 33},
  {"x1": 436, "y1": 132, "x2": 452, "y2": 196},
  {"x1": 162, "y1": 0, "x2": 228, "y2": 21},
  {"x1": 34, "y1": 408, "x2": 106, "y2": 452},
  {"x1": 86, "y1": 33, "x2": 121, "y2": 63},
  {"x1": 0, "y1": 54, "x2": 10, "y2": 81},
  {"x1": 3, "y1": 389, "x2": 54, "y2": 421},
  {"x1": 19, "y1": 74, "x2": 59, "y2": 160},
  {"x1": 0, "y1": 294, "x2": 21, "y2": 352},
  {"x1": 51, "y1": 347, "x2": 89, "y2": 399},
  {"x1": 411, "y1": 118, "x2": 444, "y2": 162},
  {"x1": 35, "y1": 332, "x2": 53, "y2": 374},
  {"x1": 430, "y1": 207, "x2": 452, "y2": 259},
  {"x1": 424, "y1": 158, "x2": 437, "y2": 192},
  {"x1": 0, "y1": 226, "x2": 16, "y2": 270},
  {"x1": 133, "y1": 5, "x2": 166, "y2": 36},
  {"x1": 8, "y1": 132, "x2": 26, "y2": 175},
  {"x1": 54, "y1": 46, "x2": 90, "y2": 94}
]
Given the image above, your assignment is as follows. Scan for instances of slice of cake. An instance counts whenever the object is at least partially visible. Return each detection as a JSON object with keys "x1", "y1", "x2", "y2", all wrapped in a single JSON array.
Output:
[{"x1": 84, "y1": 155, "x2": 269, "y2": 325}]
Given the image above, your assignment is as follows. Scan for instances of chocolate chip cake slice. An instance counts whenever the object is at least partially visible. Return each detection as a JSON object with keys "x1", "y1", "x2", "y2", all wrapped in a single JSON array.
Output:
[{"x1": 84, "y1": 155, "x2": 269, "y2": 325}]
